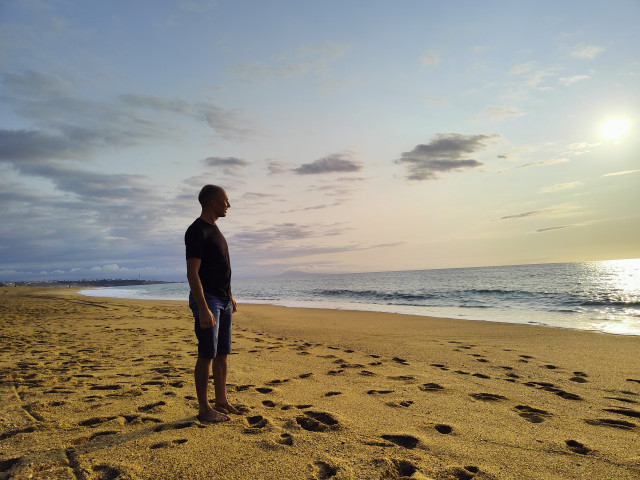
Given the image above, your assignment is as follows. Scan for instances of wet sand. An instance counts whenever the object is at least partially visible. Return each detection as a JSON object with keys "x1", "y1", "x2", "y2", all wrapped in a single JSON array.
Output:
[{"x1": 1, "y1": 287, "x2": 639, "y2": 479}]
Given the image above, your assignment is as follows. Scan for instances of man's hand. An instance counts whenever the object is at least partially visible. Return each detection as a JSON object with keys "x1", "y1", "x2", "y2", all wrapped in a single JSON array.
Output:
[
  {"x1": 199, "y1": 307, "x2": 216, "y2": 329},
  {"x1": 231, "y1": 295, "x2": 238, "y2": 313}
]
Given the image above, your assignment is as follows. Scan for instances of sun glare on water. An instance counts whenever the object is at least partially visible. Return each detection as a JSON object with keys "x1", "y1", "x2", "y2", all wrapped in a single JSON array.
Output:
[{"x1": 601, "y1": 118, "x2": 631, "y2": 140}]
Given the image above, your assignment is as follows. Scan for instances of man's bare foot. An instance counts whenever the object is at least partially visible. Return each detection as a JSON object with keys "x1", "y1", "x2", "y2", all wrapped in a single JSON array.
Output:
[
  {"x1": 197, "y1": 408, "x2": 230, "y2": 423},
  {"x1": 215, "y1": 402, "x2": 242, "y2": 415}
]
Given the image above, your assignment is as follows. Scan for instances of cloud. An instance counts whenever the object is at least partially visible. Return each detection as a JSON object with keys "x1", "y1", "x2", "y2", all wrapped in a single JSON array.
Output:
[
  {"x1": 395, "y1": 133, "x2": 498, "y2": 181},
  {"x1": 559, "y1": 75, "x2": 590, "y2": 86},
  {"x1": 516, "y1": 157, "x2": 570, "y2": 169},
  {"x1": 508, "y1": 62, "x2": 555, "y2": 89},
  {"x1": 536, "y1": 225, "x2": 573, "y2": 233},
  {"x1": 119, "y1": 93, "x2": 255, "y2": 140},
  {"x1": 0, "y1": 129, "x2": 90, "y2": 163},
  {"x1": 569, "y1": 44, "x2": 604, "y2": 59},
  {"x1": 420, "y1": 50, "x2": 440, "y2": 66},
  {"x1": 500, "y1": 209, "x2": 553, "y2": 220},
  {"x1": 266, "y1": 160, "x2": 289, "y2": 175},
  {"x1": 484, "y1": 105, "x2": 525, "y2": 121},
  {"x1": 602, "y1": 169, "x2": 640, "y2": 177},
  {"x1": 204, "y1": 157, "x2": 250, "y2": 176},
  {"x1": 229, "y1": 222, "x2": 403, "y2": 263},
  {"x1": 230, "y1": 222, "x2": 347, "y2": 257},
  {"x1": 541, "y1": 181, "x2": 582, "y2": 193},
  {"x1": 0, "y1": 71, "x2": 254, "y2": 171},
  {"x1": 294, "y1": 152, "x2": 363, "y2": 175},
  {"x1": 509, "y1": 62, "x2": 535, "y2": 75}
]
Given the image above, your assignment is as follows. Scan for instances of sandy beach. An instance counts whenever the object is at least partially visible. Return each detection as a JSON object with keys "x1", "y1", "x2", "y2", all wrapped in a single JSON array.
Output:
[{"x1": 1, "y1": 287, "x2": 639, "y2": 480}]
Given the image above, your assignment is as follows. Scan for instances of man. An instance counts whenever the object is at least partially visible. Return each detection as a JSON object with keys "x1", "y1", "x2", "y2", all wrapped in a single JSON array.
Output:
[{"x1": 185, "y1": 185, "x2": 240, "y2": 423}]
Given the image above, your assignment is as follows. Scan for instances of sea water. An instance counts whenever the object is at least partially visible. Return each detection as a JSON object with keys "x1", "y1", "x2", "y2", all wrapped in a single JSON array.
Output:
[{"x1": 79, "y1": 259, "x2": 640, "y2": 336}]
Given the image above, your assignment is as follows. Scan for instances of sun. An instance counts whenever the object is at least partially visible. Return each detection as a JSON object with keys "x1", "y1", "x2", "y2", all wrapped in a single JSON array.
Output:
[{"x1": 601, "y1": 118, "x2": 630, "y2": 140}]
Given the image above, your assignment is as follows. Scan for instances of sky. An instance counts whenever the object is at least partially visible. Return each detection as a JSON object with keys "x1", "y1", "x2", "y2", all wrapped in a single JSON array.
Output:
[{"x1": 1, "y1": 0, "x2": 639, "y2": 282}]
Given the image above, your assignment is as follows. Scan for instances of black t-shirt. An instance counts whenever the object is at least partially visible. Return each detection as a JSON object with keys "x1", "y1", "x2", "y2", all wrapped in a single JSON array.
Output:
[{"x1": 185, "y1": 218, "x2": 231, "y2": 301}]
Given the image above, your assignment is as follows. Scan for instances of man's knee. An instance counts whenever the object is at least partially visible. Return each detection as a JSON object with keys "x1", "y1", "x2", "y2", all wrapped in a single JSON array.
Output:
[{"x1": 213, "y1": 354, "x2": 228, "y2": 365}]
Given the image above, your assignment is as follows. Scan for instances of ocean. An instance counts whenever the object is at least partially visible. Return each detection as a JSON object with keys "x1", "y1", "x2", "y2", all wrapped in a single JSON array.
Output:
[{"x1": 79, "y1": 259, "x2": 640, "y2": 336}]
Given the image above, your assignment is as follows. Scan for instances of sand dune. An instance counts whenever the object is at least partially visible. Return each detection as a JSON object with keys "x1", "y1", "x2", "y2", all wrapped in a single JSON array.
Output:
[{"x1": 1, "y1": 287, "x2": 639, "y2": 479}]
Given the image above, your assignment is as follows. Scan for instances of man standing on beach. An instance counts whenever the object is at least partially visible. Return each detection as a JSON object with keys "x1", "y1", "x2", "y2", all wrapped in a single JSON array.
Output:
[{"x1": 185, "y1": 185, "x2": 240, "y2": 423}]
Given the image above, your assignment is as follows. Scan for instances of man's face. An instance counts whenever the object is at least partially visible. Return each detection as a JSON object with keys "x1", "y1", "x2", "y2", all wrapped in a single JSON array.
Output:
[{"x1": 211, "y1": 191, "x2": 230, "y2": 217}]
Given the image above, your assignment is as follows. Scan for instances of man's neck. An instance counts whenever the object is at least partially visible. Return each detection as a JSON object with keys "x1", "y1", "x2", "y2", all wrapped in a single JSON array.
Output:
[{"x1": 200, "y1": 212, "x2": 218, "y2": 226}]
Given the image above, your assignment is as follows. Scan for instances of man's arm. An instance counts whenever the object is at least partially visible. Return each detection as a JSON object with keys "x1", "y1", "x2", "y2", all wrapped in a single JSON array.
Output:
[{"x1": 186, "y1": 257, "x2": 215, "y2": 328}]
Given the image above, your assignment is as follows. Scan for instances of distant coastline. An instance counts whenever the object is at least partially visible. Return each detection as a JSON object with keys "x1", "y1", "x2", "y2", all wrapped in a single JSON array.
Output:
[{"x1": 0, "y1": 279, "x2": 171, "y2": 288}]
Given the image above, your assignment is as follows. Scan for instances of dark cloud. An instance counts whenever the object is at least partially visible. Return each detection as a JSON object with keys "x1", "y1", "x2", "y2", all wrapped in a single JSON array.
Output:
[
  {"x1": 0, "y1": 71, "x2": 255, "y2": 172},
  {"x1": 536, "y1": 225, "x2": 573, "y2": 232},
  {"x1": 119, "y1": 94, "x2": 255, "y2": 140},
  {"x1": 0, "y1": 129, "x2": 89, "y2": 163},
  {"x1": 294, "y1": 153, "x2": 363, "y2": 175},
  {"x1": 500, "y1": 209, "x2": 552, "y2": 220},
  {"x1": 266, "y1": 160, "x2": 289, "y2": 175},
  {"x1": 229, "y1": 221, "x2": 403, "y2": 263},
  {"x1": 204, "y1": 157, "x2": 250, "y2": 176},
  {"x1": 396, "y1": 133, "x2": 498, "y2": 180}
]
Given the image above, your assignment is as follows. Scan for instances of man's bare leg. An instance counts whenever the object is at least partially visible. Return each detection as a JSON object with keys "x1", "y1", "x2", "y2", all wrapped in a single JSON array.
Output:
[
  {"x1": 195, "y1": 357, "x2": 229, "y2": 422},
  {"x1": 212, "y1": 355, "x2": 241, "y2": 414}
]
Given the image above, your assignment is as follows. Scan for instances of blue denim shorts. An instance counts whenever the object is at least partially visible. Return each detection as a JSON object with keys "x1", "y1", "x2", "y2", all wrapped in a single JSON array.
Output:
[{"x1": 189, "y1": 293, "x2": 233, "y2": 358}]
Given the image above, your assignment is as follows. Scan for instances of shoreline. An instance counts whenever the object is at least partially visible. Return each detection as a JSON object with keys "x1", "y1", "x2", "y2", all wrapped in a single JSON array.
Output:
[
  {"x1": 77, "y1": 287, "x2": 640, "y2": 338},
  {"x1": 2, "y1": 287, "x2": 639, "y2": 479}
]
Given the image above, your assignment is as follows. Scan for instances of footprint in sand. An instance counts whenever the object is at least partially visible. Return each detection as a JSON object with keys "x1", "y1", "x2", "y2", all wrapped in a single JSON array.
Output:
[
  {"x1": 392, "y1": 357, "x2": 409, "y2": 365},
  {"x1": 431, "y1": 363, "x2": 449, "y2": 370},
  {"x1": 435, "y1": 424, "x2": 453, "y2": 435},
  {"x1": 439, "y1": 466, "x2": 480, "y2": 480},
  {"x1": 565, "y1": 440, "x2": 590, "y2": 455},
  {"x1": 515, "y1": 405, "x2": 552, "y2": 423},
  {"x1": 256, "y1": 387, "x2": 274, "y2": 394},
  {"x1": 340, "y1": 362, "x2": 365, "y2": 368},
  {"x1": 244, "y1": 415, "x2": 269, "y2": 433},
  {"x1": 90, "y1": 430, "x2": 119, "y2": 440},
  {"x1": 419, "y1": 383, "x2": 444, "y2": 392},
  {"x1": 78, "y1": 416, "x2": 118, "y2": 427},
  {"x1": 380, "y1": 434, "x2": 419, "y2": 449},
  {"x1": 604, "y1": 396, "x2": 638, "y2": 405},
  {"x1": 314, "y1": 461, "x2": 339, "y2": 479},
  {"x1": 367, "y1": 390, "x2": 394, "y2": 395},
  {"x1": 296, "y1": 411, "x2": 340, "y2": 432},
  {"x1": 470, "y1": 393, "x2": 508, "y2": 402},
  {"x1": 92, "y1": 465, "x2": 126, "y2": 480},
  {"x1": 0, "y1": 457, "x2": 21, "y2": 474},
  {"x1": 325, "y1": 391, "x2": 342, "y2": 397},
  {"x1": 138, "y1": 401, "x2": 167, "y2": 412},
  {"x1": 388, "y1": 375, "x2": 416, "y2": 381},
  {"x1": 150, "y1": 438, "x2": 188, "y2": 449},
  {"x1": 377, "y1": 458, "x2": 418, "y2": 479},
  {"x1": 266, "y1": 379, "x2": 290, "y2": 386},
  {"x1": 89, "y1": 384, "x2": 123, "y2": 391},
  {"x1": 0, "y1": 426, "x2": 36, "y2": 441},
  {"x1": 278, "y1": 433, "x2": 294, "y2": 446},
  {"x1": 386, "y1": 400, "x2": 413, "y2": 408},
  {"x1": 602, "y1": 407, "x2": 640, "y2": 419}
]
